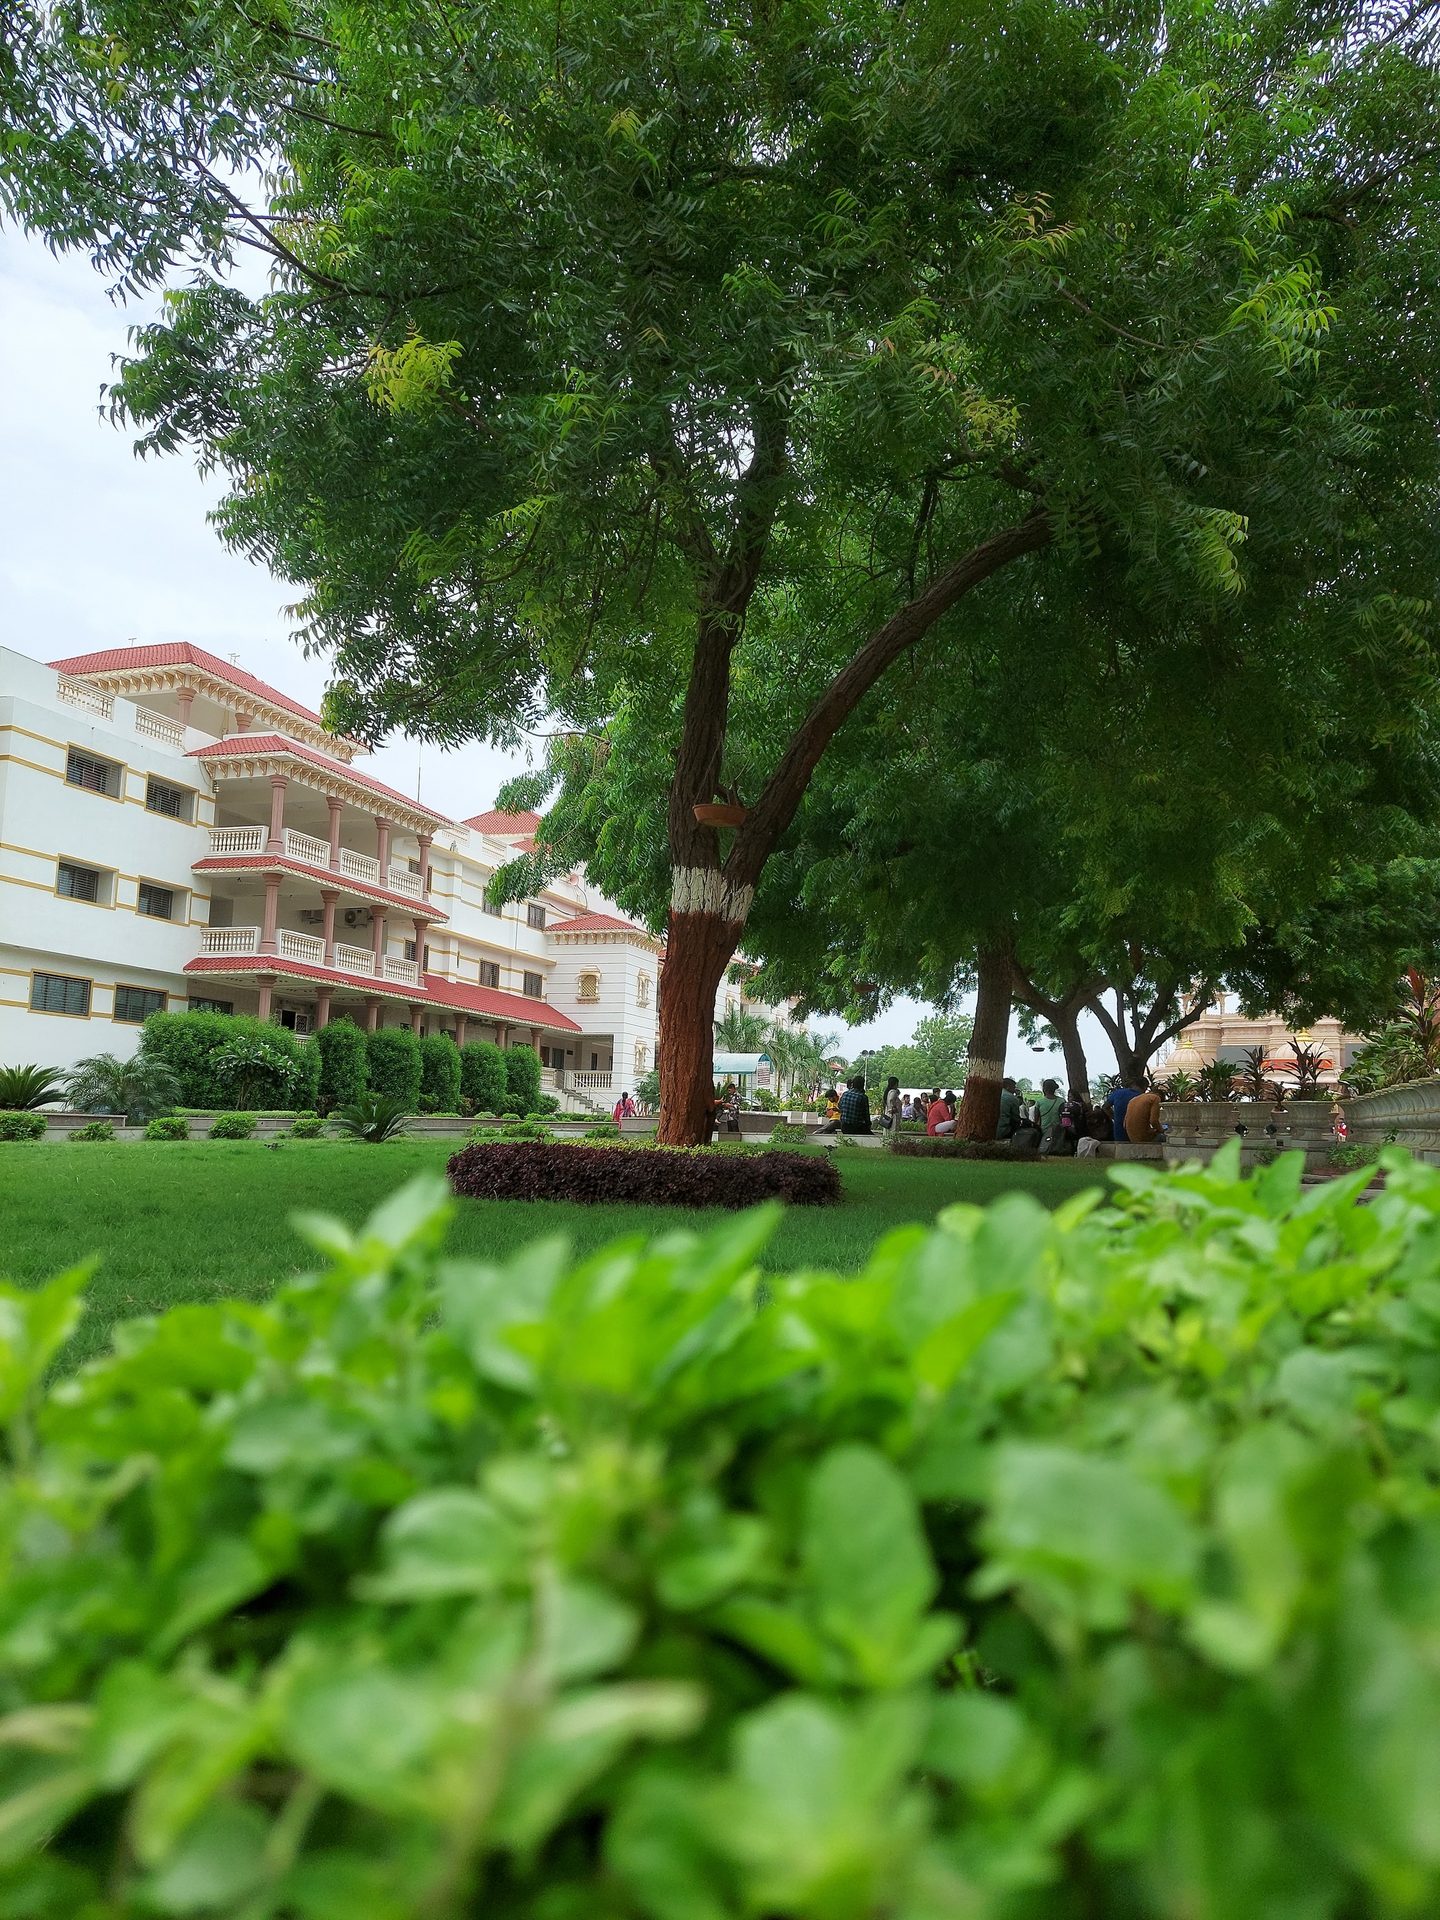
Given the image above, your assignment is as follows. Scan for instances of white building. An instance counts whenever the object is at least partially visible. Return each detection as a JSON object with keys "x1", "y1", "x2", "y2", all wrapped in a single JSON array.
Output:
[{"x1": 0, "y1": 642, "x2": 779, "y2": 1109}]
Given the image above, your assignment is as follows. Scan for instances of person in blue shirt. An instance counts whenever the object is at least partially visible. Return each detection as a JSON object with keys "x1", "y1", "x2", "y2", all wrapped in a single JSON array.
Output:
[
  {"x1": 1106, "y1": 1073, "x2": 1146, "y2": 1136},
  {"x1": 838, "y1": 1076, "x2": 872, "y2": 1134}
]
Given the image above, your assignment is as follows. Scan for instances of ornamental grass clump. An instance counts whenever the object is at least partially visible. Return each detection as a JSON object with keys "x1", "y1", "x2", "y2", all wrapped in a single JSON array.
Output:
[{"x1": 5, "y1": 1146, "x2": 1440, "y2": 1915}]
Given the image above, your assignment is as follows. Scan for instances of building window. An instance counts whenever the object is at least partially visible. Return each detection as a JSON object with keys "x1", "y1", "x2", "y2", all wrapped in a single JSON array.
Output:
[
  {"x1": 114, "y1": 985, "x2": 166, "y2": 1023},
  {"x1": 577, "y1": 970, "x2": 599, "y2": 1003},
  {"x1": 636, "y1": 972, "x2": 651, "y2": 1008},
  {"x1": 31, "y1": 972, "x2": 91, "y2": 1017},
  {"x1": 523, "y1": 970, "x2": 544, "y2": 999},
  {"x1": 136, "y1": 881, "x2": 177, "y2": 920},
  {"x1": 278, "y1": 1008, "x2": 311, "y2": 1034},
  {"x1": 56, "y1": 860, "x2": 102, "y2": 903},
  {"x1": 527, "y1": 903, "x2": 546, "y2": 930},
  {"x1": 188, "y1": 996, "x2": 233, "y2": 1015},
  {"x1": 634, "y1": 1041, "x2": 648, "y2": 1072},
  {"x1": 403, "y1": 940, "x2": 417, "y2": 962},
  {"x1": 145, "y1": 778, "x2": 190, "y2": 821},
  {"x1": 482, "y1": 890, "x2": 503, "y2": 917},
  {"x1": 66, "y1": 748, "x2": 119, "y2": 797},
  {"x1": 478, "y1": 961, "x2": 500, "y2": 988},
  {"x1": 423, "y1": 943, "x2": 432, "y2": 971}
]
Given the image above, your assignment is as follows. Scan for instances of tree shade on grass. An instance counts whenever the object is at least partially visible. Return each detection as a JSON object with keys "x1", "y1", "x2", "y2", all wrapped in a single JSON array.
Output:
[{"x1": 0, "y1": 1141, "x2": 1099, "y2": 1367}]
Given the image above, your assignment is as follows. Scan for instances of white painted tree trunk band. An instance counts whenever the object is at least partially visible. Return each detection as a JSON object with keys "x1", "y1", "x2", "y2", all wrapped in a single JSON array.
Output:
[
  {"x1": 966, "y1": 1058, "x2": 1005, "y2": 1081},
  {"x1": 671, "y1": 866, "x2": 755, "y2": 925}
]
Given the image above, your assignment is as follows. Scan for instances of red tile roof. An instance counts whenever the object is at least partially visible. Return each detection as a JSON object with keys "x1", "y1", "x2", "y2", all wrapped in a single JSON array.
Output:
[
  {"x1": 549, "y1": 911, "x2": 653, "y2": 937},
  {"x1": 191, "y1": 734, "x2": 452, "y2": 825},
  {"x1": 463, "y1": 808, "x2": 541, "y2": 835},
  {"x1": 181, "y1": 954, "x2": 580, "y2": 1031},
  {"x1": 50, "y1": 643, "x2": 354, "y2": 742},
  {"x1": 190, "y1": 853, "x2": 448, "y2": 919}
]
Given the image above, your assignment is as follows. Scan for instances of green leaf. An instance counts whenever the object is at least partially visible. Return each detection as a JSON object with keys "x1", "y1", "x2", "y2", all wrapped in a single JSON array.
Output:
[
  {"x1": 801, "y1": 1445, "x2": 942, "y2": 1682},
  {"x1": 358, "y1": 1489, "x2": 518, "y2": 1601}
]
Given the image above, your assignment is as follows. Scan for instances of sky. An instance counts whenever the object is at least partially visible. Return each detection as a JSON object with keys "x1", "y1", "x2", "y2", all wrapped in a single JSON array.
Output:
[{"x1": 0, "y1": 225, "x2": 1097, "y2": 1076}]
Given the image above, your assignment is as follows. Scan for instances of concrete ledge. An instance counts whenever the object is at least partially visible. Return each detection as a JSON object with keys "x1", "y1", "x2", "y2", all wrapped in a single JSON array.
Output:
[{"x1": 1094, "y1": 1142, "x2": 1164, "y2": 1161}]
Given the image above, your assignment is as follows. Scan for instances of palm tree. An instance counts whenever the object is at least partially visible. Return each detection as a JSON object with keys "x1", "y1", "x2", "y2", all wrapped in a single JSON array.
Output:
[
  {"x1": 332, "y1": 1093, "x2": 411, "y2": 1142},
  {"x1": 64, "y1": 1053, "x2": 181, "y2": 1125},
  {"x1": 714, "y1": 1005, "x2": 769, "y2": 1051},
  {"x1": 0, "y1": 1064, "x2": 65, "y2": 1110}
]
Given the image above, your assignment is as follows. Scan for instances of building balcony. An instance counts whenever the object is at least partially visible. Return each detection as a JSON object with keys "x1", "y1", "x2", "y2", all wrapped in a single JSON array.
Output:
[
  {"x1": 197, "y1": 826, "x2": 445, "y2": 919},
  {"x1": 198, "y1": 925, "x2": 423, "y2": 987}
]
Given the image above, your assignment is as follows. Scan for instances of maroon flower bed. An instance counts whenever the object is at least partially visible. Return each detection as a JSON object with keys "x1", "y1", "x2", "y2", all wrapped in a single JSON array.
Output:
[
  {"x1": 447, "y1": 1140, "x2": 842, "y2": 1208},
  {"x1": 892, "y1": 1137, "x2": 1043, "y2": 1161}
]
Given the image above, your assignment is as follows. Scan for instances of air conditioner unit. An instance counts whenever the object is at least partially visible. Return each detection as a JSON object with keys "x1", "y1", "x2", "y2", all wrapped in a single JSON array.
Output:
[
  {"x1": 343, "y1": 909, "x2": 370, "y2": 928},
  {"x1": 298, "y1": 910, "x2": 324, "y2": 926}
]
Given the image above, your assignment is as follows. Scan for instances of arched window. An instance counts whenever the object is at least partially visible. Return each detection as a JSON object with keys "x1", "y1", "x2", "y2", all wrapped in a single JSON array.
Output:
[
  {"x1": 577, "y1": 970, "x2": 600, "y2": 1003},
  {"x1": 634, "y1": 1040, "x2": 648, "y2": 1072},
  {"x1": 636, "y1": 972, "x2": 651, "y2": 1008}
]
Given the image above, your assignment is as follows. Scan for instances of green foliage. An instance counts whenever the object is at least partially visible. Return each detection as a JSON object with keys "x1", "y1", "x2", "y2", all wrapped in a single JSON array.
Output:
[
  {"x1": 1198, "y1": 1059, "x2": 1239, "y2": 1100},
  {"x1": 532, "y1": 1092, "x2": 560, "y2": 1115},
  {"x1": 68, "y1": 1120, "x2": 115, "y2": 1143},
  {"x1": 0, "y1": 1112, "x2": 46, "y2": 1142},
  {"x1": 503, "y1": 1043, "x2": 542, "y2": 1116},
  {"x1": 466, "y1": 1119, "x2": 554, "y2": 1145},
  {"x1": 333, "y1": 1093, "x2": 411, "y2": 1143},
  {"x1": 140, "y1": 1013, "x2": 317, "y2": 1110},
  {"x1": 713, "y1": 1005, "x2": 769, "y2": 1051},
  {"x1": 63, "y1": 1051, "x2": 181, "y2": 1125},
  {"x1": 417, "y1": 1032, "x2": 462, "y2": 1114},
  {"x1": 1348, "y1": 1026, "x2": 1432, "y2": 1094},
  {"x1": 863, "y1": 1013, "x2": 976, "y2": 1092},
  {"x1": 1327, "y1": 1142, "x2": 1381, "y2": 1171},
  {"x1": 769, "y1": 1120, "x2": 812, "y2": 1146},
  {"x1": 582, "y1": 1122, "x2": 621, "y2": 1142},
  {"x1": 208, "y1": 1112, "x2": 256, "y2": 1141},
  {"x1": 288, "y1": 1114, "x2": 326, "y2": 1139},
  {"x1": 143, "y1": 1115, "x2": 189, "y2": 1142},
  {"x1": 459, "y1": 1040, "x2": 509, "y2": 1117},
  {"x1": 315, "y1": 1017, "x2": 368, "y2": 1112},
  {"x1": 6, "y1": 1150, "x2": 1440, "y2": 1912},
  {"x1": 0, "y1": 1065, "x2": 64, "y2": 1110},
  {"x1": 365, "y1": 1026, "x2": 423, "y2": 1109}
]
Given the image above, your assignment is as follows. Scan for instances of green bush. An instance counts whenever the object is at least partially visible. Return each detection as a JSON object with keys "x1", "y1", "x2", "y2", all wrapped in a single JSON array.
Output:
[
  {"x1": 366, "y1": 1025, "x2": 423, "y2": 1109},
  {"x1": 503, "y1": 1041, "x2": 542, "y2": 1115},
  {"x1": 0, "y1": 1065, "x2": 64, "y2": 1110},
  {"x1": 143, "y1": 1114, "x2": 189, "y2": 1141},
  {"x1": 316, "y1": 1017, "x2": 368, "y2": 1112},
  {"x1": 533, "y1": 1091, "x2": 560, "y2": 1114},
  {"x1": 583, "y1": 1121, "x2": 622, "y2": 1141},
  {"x1": 768, "y1": 1119, "x2": 811, "y2": 1146},
  {"x1": 141, "y1": 1011, "x2": 318, "y2": 1109},
  {"x1": 332, "y1": 1093, "x2": 411, "y2": 1143},
  {"x1": 289, "y1": 1114, "x2": 326, "y2": 1139},
  {"x1": 7, "y1": 1145, "x2": 1440, "y2": 1915},
  {"x1": 68, "y1": 1120, "x2": 116, "y2": 1142},
  {"x1": 460, "y1": 1040, "x2": 508, "y2": 1116},
  {"x1": 418, "y1": 1032, "x2": 462, "y2": 1113},
  {"x1": 0, "y1": 1111, "x2": 46, "y2": 1142},
  {"x1": 208, "y1": 1111, "x2": 256, "y2": 1140},
  {"x1": 465, "y1": 1118, "x2": 555, "y2": 1145}
]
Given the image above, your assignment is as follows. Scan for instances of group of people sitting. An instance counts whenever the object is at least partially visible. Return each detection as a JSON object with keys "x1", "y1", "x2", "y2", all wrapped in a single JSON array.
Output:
[{"x1": 813, "y1": 1070, "x2": 1166, "y2": 1153}]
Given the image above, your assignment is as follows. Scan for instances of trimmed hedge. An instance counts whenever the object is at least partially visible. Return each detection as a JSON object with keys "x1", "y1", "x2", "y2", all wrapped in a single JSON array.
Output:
[
  {"x1": 893, "y1": 1135, "x2": 1044, "y2": 1161},
  {"x1": 209, "y1": 1111, "x2": 256, "y2": 1140},
  {"x1": 0, "y1": 1111, "x2": 46, "y2": 1142},
  {"x1": 141, "y1": 1011, "x2": 319, "y2": 1109},
  {"x1": 365, "y1": 1025, "x2": 423, "y2": 1109},
  {"x1": 143, "y1": 1114, "x2": 189, "y2": 1141},
  {"x1": 448, "y1": 1139, "x2": 842, "y2": 1206},
  {"x1": 460, "y1": 1040, "x2": 508, "y2": 1116},
  {"x1": 503, "y1": 1042, "x2": 542, "y2": 1115},
  {"x1": 69, "y1": 1120, "x2": 115, "y2": 1142},
  {"x1": 418, "y1": 1032, "x2": 462, "y2": 1113},
  {"x1": 316, "y1": 1017, "x2": 367, "y2": 1111},
  {"x1": 289, "y1": 1114, "x2": 326, "y2": 1139}
]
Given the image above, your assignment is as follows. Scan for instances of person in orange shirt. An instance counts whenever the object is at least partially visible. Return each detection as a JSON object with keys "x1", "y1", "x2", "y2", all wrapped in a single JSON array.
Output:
[
  {"x1": 1124, "y1": 1083, "x2": 1164, "y2": 1143},
  {"x1": 927, "y1": 1089, "x2": 955, "y2": 1137}
]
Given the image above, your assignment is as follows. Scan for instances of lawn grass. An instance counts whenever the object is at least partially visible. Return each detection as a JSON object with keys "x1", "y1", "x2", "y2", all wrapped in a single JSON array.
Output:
[{"x1": 0, "y1": 1139, "x2": 1104, "y2": 1366}]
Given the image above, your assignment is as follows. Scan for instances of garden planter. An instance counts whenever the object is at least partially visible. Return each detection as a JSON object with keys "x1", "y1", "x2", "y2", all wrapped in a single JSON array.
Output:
[{"x1": 692, "y1": 802, "x2": 747, "y2": 829}]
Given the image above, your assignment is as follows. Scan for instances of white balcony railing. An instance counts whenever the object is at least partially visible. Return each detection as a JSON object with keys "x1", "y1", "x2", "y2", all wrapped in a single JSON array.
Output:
[
  {"x1": 338, "y1": 847, "x2": 381, "y2": 886},
  {"x1": 569, "y1": 1070, "x2": 614, "y2": 1091},
  {"x1": 56, "y1": 674, "x2": 113, "y2": 719},
  {"x1": 283, "y1": 828, "x2": 332, "y2": 869},
  {"x1": 382, "y1": 954, "x2": 421, "y2": 986},
  {"x1": 200, "y1": 926, "x2": 260, "y2": 955},
  {"x1": 134, "y1": 707, "x2": 184, "y2": 748},
  {"x1": 209, "y1": 826, "x2": 265, "y2": 856},
  {"x1": 276, "y1": 928, "x2": 325, "y2": 965},
  {"x1": 386, "y1": 865, "x2": 422, "y2": 898},
  {"x1": 333, "y1": 940, "x2": 377, "y2": 977}
]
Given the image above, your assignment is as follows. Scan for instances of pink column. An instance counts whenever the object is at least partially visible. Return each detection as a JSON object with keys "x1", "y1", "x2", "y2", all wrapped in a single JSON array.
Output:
[
  {"x1": 235, "y1": 710, "x2": 250, "y2": 734},
  {"x1": 375, "y1": 816, "x2": 391, "y2": 884},
  {"x1": 320, "y1": 889, "x2": 338, "y2": 967},
  {"x1": 327, "y1": 797, "x2": 343, "y2": 870},
  {"x1": 260, "y1": 874, "x2": 281, "y2": 955},
  {"x1": 371, "y1": 907, "x2": 387, "y2": 970},
  {"x1": 364, "y1": 998, "x2": 380, "y2": 1033},
  {"x1": 413, "y1": 917, "x2": 426, "y2": 973},
  {"x1": 257, "y1": 976, "x2": 274, "y2": 1022},
  {"x1": 315, "y1": 986, "x2": 332, "y2": 1031},
  {"x1": 411, "y1": 1006, "x2": 424, "y2": 1036},
  {"x1": 417, "y1": 833, "x2": 432, "y2": 897},
  {"x1": 455, "y1": 1014, "x2": 468, "y2": 1048},
  {"x1": 176, "y1": 686, "x2": 196, "y2": 732},
  {"x1": 266, "y1": 776, "x2": 288, "y2": 854},
  {"x1": 529, "y1": 1026, "x2": 542, "y2": 1049},
  {"x1": 496, "y1": 1025, "x2": 510, "y2": 1048}
]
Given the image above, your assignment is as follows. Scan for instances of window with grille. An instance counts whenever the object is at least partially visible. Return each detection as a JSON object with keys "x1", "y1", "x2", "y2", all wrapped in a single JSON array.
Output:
[
  {"x1": 56, "y1": 860, "x2": 101, "y2": 902},
  {"x1": 137, "y1": 882, "x2": 176, "y2": 920},
  {"x1": 66, "y1": 749, "x2": 118, "y2": 796},
  {"x1": 523, "y1": 971, "x2": 544, "y2": 999},
  {"x1": 31, "y1": 972, "x2": 90, "y2": 1017},
  {"x1": 527, "y1": 903, "x2": 546, "y2": 930},
  {"x1": 114, "y1": 985, "x2": 166, "y2": 1023},
  {"x1": 482, "y1": 890, "x2": 503, "y2": 917},
  {"x1": 188, "y1": 996, "x2": 233, "y2": 1015},
  {"x1": 577, "y1": 971, "x2": 599, "y2": 1002},
  {"x1": 145, "y1": 778, "x2": 190, "y2": 821},
  {"x1": 403, "y1": 940, "x2": 417, "y2": 962},
  {"x1": 478, "y1": 961, "x2": 500, "y2": 988}
]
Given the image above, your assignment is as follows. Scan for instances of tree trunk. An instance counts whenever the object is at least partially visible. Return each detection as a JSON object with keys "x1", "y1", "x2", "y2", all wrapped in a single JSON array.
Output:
[
  {"x1": 957, "y1": 943, "x2": 1012, "y2": 1140},
  {"x1": 657, "y1": 868, "x2": 754, "y2": 1146},
  {"x1": 1053, "y1": 1005, "x2": 1090, "y2": 1099}
]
